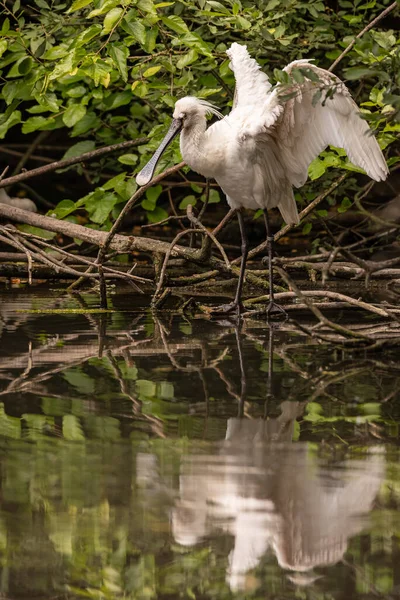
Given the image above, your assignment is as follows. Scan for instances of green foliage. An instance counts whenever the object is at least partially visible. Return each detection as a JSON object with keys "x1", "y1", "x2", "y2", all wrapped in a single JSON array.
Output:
[{"x1": 0, "y1": 1, "x2": 398, "y2": 228}]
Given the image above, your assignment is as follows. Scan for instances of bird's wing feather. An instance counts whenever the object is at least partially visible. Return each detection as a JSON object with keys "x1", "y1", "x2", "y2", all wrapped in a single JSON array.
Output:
[
  {"x1": 274, "y1": 61, "x2": 388, "y2": 186},
  {"x1": 227, "y1": 43, "x2": 272, "y2": 110}
]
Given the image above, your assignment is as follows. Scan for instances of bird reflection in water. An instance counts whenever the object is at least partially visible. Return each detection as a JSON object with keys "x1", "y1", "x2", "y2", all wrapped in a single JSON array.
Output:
[{"x1": 171, "y1": 325, "x2": 384, "y2": 591}]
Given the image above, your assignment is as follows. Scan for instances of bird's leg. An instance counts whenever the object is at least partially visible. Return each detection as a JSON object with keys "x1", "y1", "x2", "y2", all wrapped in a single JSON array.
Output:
[
  {"x1": 263, "y1": 210, "x2": 286, "y2": 318},
  {"x1": 233, "y1": 208, "x2": 248, "y2": 311},
  {"x1": 210, "y1": 209, "x2": 247, "y2": 316}
]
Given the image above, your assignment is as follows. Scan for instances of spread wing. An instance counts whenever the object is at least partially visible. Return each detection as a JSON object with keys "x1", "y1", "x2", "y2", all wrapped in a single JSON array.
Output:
[
  {"x1": 226, "y1": 44, "x2": 388, "y2": 187},
  {"x1": 275, "y1": 60, "x2": 388, "y2": 187},
  {"x1": 227, "y1": 43, "x2": 272, "y2": 111}
]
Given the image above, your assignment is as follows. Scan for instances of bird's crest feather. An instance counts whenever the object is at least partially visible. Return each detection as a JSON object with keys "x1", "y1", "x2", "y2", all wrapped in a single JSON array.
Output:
[{"x1": 197, "y1": 98, "x2": 224, "y2": 119}]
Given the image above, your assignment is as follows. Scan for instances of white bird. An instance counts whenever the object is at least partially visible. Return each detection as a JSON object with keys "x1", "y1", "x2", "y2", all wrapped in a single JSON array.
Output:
[
  {"x1": 136, "y1": 42, "x2": 388, "y2": 315},
  {"x1": 0, "y1": 188, "x2": 37, "y2": 213}
]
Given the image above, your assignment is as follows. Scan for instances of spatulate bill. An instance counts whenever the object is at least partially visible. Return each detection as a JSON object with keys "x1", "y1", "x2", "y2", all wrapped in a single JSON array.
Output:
[{"x1": 136, "y1": 118, "x2": 183, "y2": 186}]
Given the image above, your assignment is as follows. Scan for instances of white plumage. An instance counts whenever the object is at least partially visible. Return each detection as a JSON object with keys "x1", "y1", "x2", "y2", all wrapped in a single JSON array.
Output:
[
  {"x1": 173, "y1": 43, "x2": 387, "y2": 225},
  {"x1": 136, "y1": 42, "x2": 388, "y2": 315}
]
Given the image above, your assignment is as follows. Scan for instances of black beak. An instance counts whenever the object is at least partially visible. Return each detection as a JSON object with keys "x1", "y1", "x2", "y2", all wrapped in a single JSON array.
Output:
[{"x1": 136, "y1": 118, "x2": 183, "y2": 186}]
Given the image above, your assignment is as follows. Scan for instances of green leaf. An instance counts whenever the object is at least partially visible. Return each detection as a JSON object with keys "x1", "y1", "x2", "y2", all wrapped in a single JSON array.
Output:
[
  {"x1": 51, "y1": 200, "x2": 77, "y2": 219},
  {"x1": 49, "y1": 51, "x2": 77, "y2": 81},
  {"x1": 33, "y1": 92, "x2": 59, "y2": 112},
  {"x1": 181, "y1": 32, "x2": 213, "y2": 57},
  {"x1": 121, "y1": 15, "x2": 146, "y2": 45},
  {"x1": 88, "y1": 0, "x2": 119, "y2": 17},
  {"x1": 206, "y1": 1, "x2": 230, "y2": 14},
  {"x1": 73, "y1": 24, "x2": 102, "y2": 47},
  {"x1": 106, "y1": 90, "x2": 131, "y2": 109},
  {"x1": 125, "y1": 178, "x2": 137, "y2": 199},
  {"x1": 179, "y1": 195, "x2": 196, "y2": 209},
  {"x1": 144, "y1": 27, "x2": 158, "y2": 53},
  {"x1": 108, "y1": 43, "x2": 129, "y2": 82},
  {"x1": 302, "y1": 222, "x2": 312, "y2": 235},
  {"x1": 22, "y1": 115, "x2": 53, "y2": 134},
  {"x1": 63, "y1": 104, "x2": 87, "y2": 128},
  {"x1": 299, "y1": 67, "x2": 320, "y2": 83},
  {"x1": 61, "y1": 140, "x2": 96, "y2": 161},
  {"x1": 291, "y1": 68, "x2": 304, "y2": 84},
  {"x1": 146, "y1": 184, "x2": 162, "y2": 205},
  {"x1": 43, "y1": 44, "x2": 70, "y2": 61},
  {"x1": 0, "y1": 110, "x2": 21, "y2": 139},
  {"x1": 308, "y1": 158, "x2": 326, "y2": 180},
  {"x1": 102, "y1": 172, "x2": 126, "y2": 191},
  {"x1": 161, "y1": 15, "x2": 189, "y2": 35},
  {"x1": 177, "y1": 49, "x2": 198, "y2": 69},
  {"x1": 1, "y1": 18, "x2": 10, "y2": 35},
  {"x1": 338, "y1": 197, "x2": 352, "y2": 213},
  {"x1": 0, "y1": 40, "x2": 7, "y2": 58},
  {"x1": 65, "y1": 85, "x2": 87, "y2": 98},
  {"x1": 143, "y1": 65, "x2": 161, "y2": 77},
  {"x1": 67, "y1": 0, "x2": 93, "y2": 12},
  {"x1": 201, "y1": 189, "x2": 220, "y2": 203},
  {"x1": 344, "y1": 67, "x2": 380, "y2": 80},
  {"x1": 82, "y1": 59, "x2": 111, "y2": 87},
  {"x1": 90, "y1": 193, "x2": 118, "y2": 224},
  {"x1": 265, "y1": 0, "x2": 280, "y2": 8},
  {"x1": 103, "y1": 7, "x2": 123, "y2": 33},
  {"x1": 146, "y1": 206, "x2": 168, "y2": 223},
  {"x1": 118, "y1": 153, "x2": 138, "y2": 165},
  {"x1": 71, "y1": 112, "x2": 99, "y2": 137},
  {"x1": 138, "y1": 0, "x2": 156, "y2": 13},
  {"x1": 236, "y1": 16, "x2": 251, "y2": 29},
  {"x1": 18, "y1": 224, "x2": 56, "y2": 239},
  {"x1": 131, "y1": 81, "x2": 148, "y2": 98}
]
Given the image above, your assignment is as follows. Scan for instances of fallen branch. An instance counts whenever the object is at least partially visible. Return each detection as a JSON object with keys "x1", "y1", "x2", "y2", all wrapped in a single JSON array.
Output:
[{"x1": 245, "y1": 288, "x2": 394, "y2": 318}]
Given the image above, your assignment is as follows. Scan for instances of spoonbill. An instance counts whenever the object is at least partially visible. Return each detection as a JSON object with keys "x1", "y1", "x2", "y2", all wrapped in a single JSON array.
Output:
[{"x1": 136, "y1": 43, "x2": 388, "y2": 315}]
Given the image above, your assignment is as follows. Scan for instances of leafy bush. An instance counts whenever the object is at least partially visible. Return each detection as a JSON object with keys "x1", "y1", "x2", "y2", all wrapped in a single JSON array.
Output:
[{"x1": 0, "y1": 0, "x2": 398, "y2": 227}]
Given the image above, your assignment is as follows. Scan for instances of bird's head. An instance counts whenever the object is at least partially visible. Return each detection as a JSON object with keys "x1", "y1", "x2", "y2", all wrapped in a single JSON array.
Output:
[
  {"x1": 173, "y1": 96, "x2": 223, "y2": 127},
  {"x1": 136, "y1": 96, "x2": 222, "y2": 186}
]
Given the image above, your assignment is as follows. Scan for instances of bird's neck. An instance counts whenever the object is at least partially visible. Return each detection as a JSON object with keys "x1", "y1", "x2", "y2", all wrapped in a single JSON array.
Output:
[{"x1": 180, "y1": 117, "x2": 210, "y2": 176}]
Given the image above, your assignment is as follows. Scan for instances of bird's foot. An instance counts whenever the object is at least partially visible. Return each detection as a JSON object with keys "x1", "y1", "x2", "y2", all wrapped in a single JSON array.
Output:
[
  {"x1": 266, "y1": 301, "x2": 287, "y2": 320},
  {"x1": 208, "y1": 301, "x2": 244, "y2": 317}
]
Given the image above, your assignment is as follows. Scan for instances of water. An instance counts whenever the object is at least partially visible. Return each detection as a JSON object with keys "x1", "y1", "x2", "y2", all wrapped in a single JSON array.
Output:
[{"x1": 0, "y1": 286, "x2": 400, "y2": 599}]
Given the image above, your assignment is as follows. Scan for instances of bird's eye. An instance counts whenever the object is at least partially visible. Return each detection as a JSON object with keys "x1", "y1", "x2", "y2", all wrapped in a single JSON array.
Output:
[{"x1": 179, "y1": 112, "x2": 186, "y2": 120}]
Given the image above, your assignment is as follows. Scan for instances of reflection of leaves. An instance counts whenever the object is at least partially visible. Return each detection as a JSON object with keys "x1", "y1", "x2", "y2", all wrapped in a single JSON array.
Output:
[
  {"x1": 118, "y1": 362, "x2": 138, "y2": 380},
  {"x1": 137, "y1": 379, "x2": 157, "y2": 399},
  {"x1": 63, "y1": 415, "x2": 85, "y2": 441},
  {"x1": 64, "y1": 369, "x2": 96, "y2": 395},
  {"x1": 23, "y1": 414, "x2": 53, "y2": 440},
  {"x1": 84, "y1": 416, "x2": 120, "y2": 440},
  {"x1": 0, "y1": 403, "x2": 21, "y2": 439}
]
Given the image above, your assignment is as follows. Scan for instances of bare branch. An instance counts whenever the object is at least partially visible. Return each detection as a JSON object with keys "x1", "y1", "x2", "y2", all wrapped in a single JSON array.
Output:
[{"x1": 0, "y1": 138, "x2": 148, "y2": 189}]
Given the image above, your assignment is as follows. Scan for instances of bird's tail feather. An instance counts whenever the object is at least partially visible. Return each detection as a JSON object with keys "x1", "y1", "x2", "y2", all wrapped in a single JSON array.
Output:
[{"x1": 277, "y1": 189, "x2": 300, "y2": 225}]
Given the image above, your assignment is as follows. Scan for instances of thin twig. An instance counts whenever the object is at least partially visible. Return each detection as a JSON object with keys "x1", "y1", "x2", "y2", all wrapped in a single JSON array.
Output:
[
  {"x1": 186, "y1": 204, "x2": 231, "y2": 269},
  {"x1": 275, "y1": 267, "x2": 369, "y2": 339},
  {"x1": 0, "y1": 139, "x2": 148, "y2": 189},
  {"x1": 329, "y1": 2, "x2": 398, "y2": 72},
  {"x1": 154, "y1": 228, "x2": 203, "y2": 299},
  {"x1": 11, "y1": 131, "x2": 49, "y2": 176}
]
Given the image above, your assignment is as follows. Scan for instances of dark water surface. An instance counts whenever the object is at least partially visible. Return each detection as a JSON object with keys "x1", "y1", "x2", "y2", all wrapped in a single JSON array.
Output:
[{"x1": 0, "y1": 286, "x2": 400, "y2": 599}]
